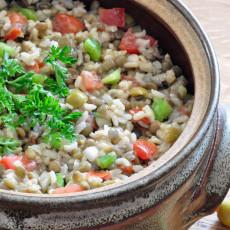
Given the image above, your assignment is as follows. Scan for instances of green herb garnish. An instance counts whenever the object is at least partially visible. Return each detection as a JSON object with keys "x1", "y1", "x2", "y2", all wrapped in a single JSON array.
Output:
[
  {"x1": 56, "y1": 173, "x2": 65, "y2": 187},
  {"x1": 18, "y1": 85, "x2": 82, "y2": 148},
  {"x1": 0, "y1": 136, "x2": 20, "y2": 156},
  {"x1": 0, "y1": 50, "x2": 82, "y2": 149},
  {"x1": 44, "y1": 46, "x2": 77, "y2": 97},
  {"x1": 152, "y1": 98, "x2": 173, "y2": 122}
]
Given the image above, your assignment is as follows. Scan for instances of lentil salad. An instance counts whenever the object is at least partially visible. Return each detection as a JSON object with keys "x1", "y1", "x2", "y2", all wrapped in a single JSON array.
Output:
[{"x1": 0, "y1": 0, "x2": 193, "y2": 194}]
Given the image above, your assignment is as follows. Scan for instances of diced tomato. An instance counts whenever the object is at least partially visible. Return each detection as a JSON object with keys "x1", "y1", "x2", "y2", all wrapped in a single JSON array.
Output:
[
  {"x1": 21, "y1": 156, "x2": 37, "y2": 171},
  {"x1": 129, "y1": 108, "x2": 151, "y2": 125},
  {"x1": 119, "y1": 166, "x2": 134, "y2": 175},
  {"x1": 143, "y1": 35, "x2": 158, "y2": 47},
  {"x1": 52, "y1": 187, "x2": 66, "y2": 194},
  {"x1": 119, "y1": 29, "x2": 139, "y2": 54},
  {"x1": 0, "y1": 155, "x2": 22, "y2": 170},
  {"x1": 5, "y1": 27, "x2": 22, "y2": 41},
  {"x1": 64, "y1": 184, "x2": 85, "y2": 193},
  {"x1": 81, "y1": 71, "x2": 103, "y2": 92},
  {"x1": 88, "y1": 171, "x2": 112, "y2": 180},
  {"x1": 26, "y1": 63, "x2": 40, "y2": 73},
  {"x1": 133, "y1": 139, "x2": 158, "y2": 161},
  {"x1": 178, "y1": 106, "x2": 191, "y2": 116},
  {"x1": 26, "y1": 61, "x2": 44, "y2": 73},
  {"x1": 53, "y1": 13, "x2": 85, "y2": 34},
  {"x1": 8, "y1": 12, "x2": 28, "y2": 27},
  {"x1": 5, "y1": 12, "x2": 28, "y2": 41},
  {"x1": 99, "y1": 8, "x2": 125, "y2": 28},
  {"x1": 52, "y1": 184, "x2": 85, "y2": 194},
  {"x1": 0, "y1": 155, "x2": 37, "y2": 171}
]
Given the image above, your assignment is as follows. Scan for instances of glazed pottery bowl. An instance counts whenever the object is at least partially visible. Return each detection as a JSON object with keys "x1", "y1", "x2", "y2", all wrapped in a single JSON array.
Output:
[{"x1": 1, "y1": 0, "x2": 230, "y2": 229}]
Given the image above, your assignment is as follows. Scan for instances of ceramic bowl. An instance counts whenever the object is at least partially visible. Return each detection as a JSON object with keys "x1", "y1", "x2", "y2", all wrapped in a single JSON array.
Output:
[{"x1": 1, "y1": 0, "x2": 230, "y2": 229}]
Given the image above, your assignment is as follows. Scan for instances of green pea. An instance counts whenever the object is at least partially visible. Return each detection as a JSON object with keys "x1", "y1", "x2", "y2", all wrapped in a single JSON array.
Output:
[
  {"x1": 16, "y1": 7, "x2": 38, "y2": 21},
  {"x1": 102, "y1": 69, "x2": 121, "y2": 85},
  {"x1": 162, "y1": 127, "x2": 181, "y2": 143},
  {"x1": 152, "y1": 98, "x2": 173, "y2": 122},
  {"x1": 96, "y1": 152, "x2": 117, "y2": 169},
  {"x1": 84, "y1": 38, "x2": 101, "y2": 62},
  {"x1": 56, "y1": 173, "x2": 64, "y2": 187},
  {"x1": 0, "y1": 42, "x2": 15, "y2": 57},
  {"x1": 66, "y1": 89, "x2": 88, "y2": 109}
]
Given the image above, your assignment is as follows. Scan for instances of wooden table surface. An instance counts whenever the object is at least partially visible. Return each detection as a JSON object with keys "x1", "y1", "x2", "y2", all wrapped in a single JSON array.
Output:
[{"x1": 182, "y1": 0, "x2": 230, "y2": 229}]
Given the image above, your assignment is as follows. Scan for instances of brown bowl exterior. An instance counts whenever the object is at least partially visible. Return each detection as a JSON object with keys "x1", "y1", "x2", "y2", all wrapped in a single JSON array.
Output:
[{"x1": 0, "y1": 0, "x2": 229, "y2": 230}]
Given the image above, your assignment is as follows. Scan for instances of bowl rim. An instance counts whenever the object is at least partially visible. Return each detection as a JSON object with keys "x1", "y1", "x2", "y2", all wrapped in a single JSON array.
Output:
[{"x1": 0, "y1": 0, "x2": 219, "y2": 204}]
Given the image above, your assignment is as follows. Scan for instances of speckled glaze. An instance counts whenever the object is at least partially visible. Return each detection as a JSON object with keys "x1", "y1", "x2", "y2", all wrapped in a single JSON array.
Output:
[{"x1": 0, "y1": 0, "x2": 230, "y2": 229}]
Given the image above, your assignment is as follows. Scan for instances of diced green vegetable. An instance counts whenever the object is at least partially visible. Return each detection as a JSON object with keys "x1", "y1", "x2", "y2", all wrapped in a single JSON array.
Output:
[
  {"x1": 84, "y1": 38, "x2": 101, "y2": 62},
  {"x1": 0, "y1": 42, "x2": 15, "y2": 57},
  {"x1": 15, "y1": 7, "x2": 38, "y2": 21},
  {"x1": 152, "y1": 98, "x2": 173, "y2": 122},
  {"x1": 96, "y1": 153, "x2": 117, "y2": 169},
  {"x1": 102, "y1": 69, "x2": 121, "y2": 85},
  {"x1": 56, "y1": 173, "x2": 64, "y2": 187},
  {"x1": 32, "y1": 74, "x2": 47, "y2": 85}
]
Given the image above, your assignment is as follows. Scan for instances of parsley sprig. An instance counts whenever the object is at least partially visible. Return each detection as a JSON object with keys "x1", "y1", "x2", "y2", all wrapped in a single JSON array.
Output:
[
  {"x1": 0, "y1": 136, "x2": 20, "y2": 156},
  {"x1": 18, "y1": 85, "x2": 82, "y2": 148},
  {"x1": 44, "y1": 46, "x2": 77, "y2": 97},
  {"x1": 0, "y1": 49, "x2": 81, "y2": 151}
]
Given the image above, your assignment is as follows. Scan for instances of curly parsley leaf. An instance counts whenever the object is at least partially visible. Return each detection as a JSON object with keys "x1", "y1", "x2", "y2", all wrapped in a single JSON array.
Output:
[
  {"x1": 44, "y1": 46, "x2": 77, "y2": 65},
  {"x1": 7, "y1": 72, "x2": 35, "y2": 92},
  {"x1": 0, "y1": 53, "x2": 25, "y2": 82},
  {"x1": 44, "y1": 46, "x2": 77, "y2": 97},
  {"x1": 0, "y1": 48, "x2": 81, "y2": 149},
  {"x1": 44, "y1": 78, "x2": 69, "y2": 98},
  {"x1": 19, "y1": 85, "x2": 82, "y2": 148},
  {"x1": 0, "y1": 136, "x2": 21, "y2": 156}
]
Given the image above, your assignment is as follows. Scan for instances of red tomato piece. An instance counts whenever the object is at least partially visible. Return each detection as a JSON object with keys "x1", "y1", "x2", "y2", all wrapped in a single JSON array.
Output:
[
  {"x1": 26, "y1": 61, "x2": 44, "y2": 73},
  {"x1": 52, "y1": 187, "x2": 66, "y2": 194},
  {"x1": 143, "y1": 35, "x2": 158, "y2": 47},
  {"x1": 26, "y1": 63, "x2": 40, "y2": 73},
  {"x1": 64, "y1": 184, "x2": 85, "y2": 193},
  {"x1": 0, "y1": 155, "x2": 22, "y2": 170},
  {"x1": 119, "y1": 166, "x2": 134, "y2": 175},
  {"x1": 119, "y1": 29, "x2": 139, "y2": 54},
  {"x1": 99, "y1": 8, "x2": 125, "y2": 28},
  {"x1": 5, "y1": 27, "x2": 22, "y2": 41},
  {"x1": 53, "y1": 184, "x2": 85, "y2": 194},
  {"x1": 5, "y1": 12, "x2": 27, "y2": 41},
  {"x1": 88, "y1": 171, "x2": 112, "y2": 180},
  {"x1": 8, "y1": 12, "x2": 28, "y2": 27},
  {"x1": 81, "y1": 71, "x2": 103, "y2": 92},
  {"x1": 129, "y1": 108, "x2": 151, "y2": 125},
  {"x1": 178, "y1": 106, "x2": 191, "y2": 116},
  {"x1": 0, "y1": 155, "x2": 37, "y2": 171},
  {"x1": 21, "y1": 156, "x2": 37, "y2": 171},
  {"x1": 133, "y1": 139, "x2": 158, "y2": 161},
  {"x1": 53, "y1": 13, "x2": 85, "y2": 34}
]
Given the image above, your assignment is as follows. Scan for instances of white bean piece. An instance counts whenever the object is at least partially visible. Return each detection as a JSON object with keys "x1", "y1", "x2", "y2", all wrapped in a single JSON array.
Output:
[{"x1": 83, "y1": 146, "x2": 99, "y2": 162}]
